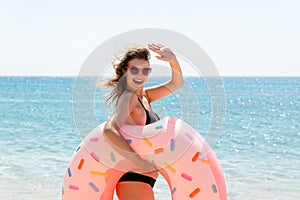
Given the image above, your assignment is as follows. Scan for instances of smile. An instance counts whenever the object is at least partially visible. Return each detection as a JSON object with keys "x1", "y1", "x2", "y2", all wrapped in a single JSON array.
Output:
[{"x1": 133, "y1": 79, "x2": 144, "y2": 85}]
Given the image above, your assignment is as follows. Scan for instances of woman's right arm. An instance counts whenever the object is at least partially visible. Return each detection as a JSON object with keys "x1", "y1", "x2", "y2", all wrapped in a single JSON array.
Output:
[
  {"x1": 103, "y1": 92, "x2": 156, "y2": 174},
  {"x1": 104, "y1": 117, "x2": 143, "y2": 167}
]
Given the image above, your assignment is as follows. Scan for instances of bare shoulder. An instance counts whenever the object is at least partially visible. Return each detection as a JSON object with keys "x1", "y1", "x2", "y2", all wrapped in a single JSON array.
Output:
[
  {"x1": 105, "y1": 90, "x2": 138, "y2": 130},
  {"x1": 117, "y1": 90, "x2": 139, "y2": 110},
  {"x1": 143, "y1": 89, "x2": 151, "y2": 102}
]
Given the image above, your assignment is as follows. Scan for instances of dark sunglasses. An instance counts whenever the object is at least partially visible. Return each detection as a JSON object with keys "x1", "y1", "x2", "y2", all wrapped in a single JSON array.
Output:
[{"x1": 127, "y1": 66, "x2": 152, "y2": 76}]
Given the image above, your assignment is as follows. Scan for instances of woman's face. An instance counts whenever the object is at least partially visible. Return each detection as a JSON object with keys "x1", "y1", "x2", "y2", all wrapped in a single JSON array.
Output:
[{"x1": 126, "y1": 58, "x2": 151, "y2": 91}]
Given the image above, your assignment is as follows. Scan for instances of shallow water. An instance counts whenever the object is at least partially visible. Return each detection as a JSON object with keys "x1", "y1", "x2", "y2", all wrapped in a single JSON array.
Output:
[{"x1": 0, "y1": 77, "x2": 299, "y2": 199}]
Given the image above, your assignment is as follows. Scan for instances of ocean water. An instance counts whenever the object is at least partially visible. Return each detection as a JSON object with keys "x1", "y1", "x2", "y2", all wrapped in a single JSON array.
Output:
[{"x1": 0, "y1": 76, "x2": 299, "y2": 200}]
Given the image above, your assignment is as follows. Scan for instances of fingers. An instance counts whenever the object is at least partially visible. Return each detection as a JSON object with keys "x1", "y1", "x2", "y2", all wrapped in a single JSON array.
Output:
[
  {"x1": 148, "y1": 43, "x2": 163, "y2": 49},
  {"x1": 148, "y1": 43, "x2": 176, "y2": 62},
  {"x1": 148, "y1": 43, "x2": 165, "y2": 52},
  {"x1": 146, "y1": 171, "x2": 159, "y2": 177}
]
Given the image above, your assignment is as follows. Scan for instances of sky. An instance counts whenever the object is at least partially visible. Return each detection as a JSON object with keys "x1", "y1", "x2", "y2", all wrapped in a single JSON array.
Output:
[{"x1": 0, "y1": 0, "x2": 300, "y2": 76}]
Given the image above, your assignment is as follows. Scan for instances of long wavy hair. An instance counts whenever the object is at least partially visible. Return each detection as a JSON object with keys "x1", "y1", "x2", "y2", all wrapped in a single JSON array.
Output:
[{"x1": 104, "y1": 46, "x2": 151, "y2": 106}]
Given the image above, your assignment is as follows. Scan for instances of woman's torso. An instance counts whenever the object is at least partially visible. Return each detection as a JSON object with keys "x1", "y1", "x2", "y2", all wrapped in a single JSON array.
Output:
[
  {"x1": 124, "y1": 91, "x2": 159, "y2": 126},
  {"x1": 122, "y1": 91, "x2": 160, "y2": 179}
]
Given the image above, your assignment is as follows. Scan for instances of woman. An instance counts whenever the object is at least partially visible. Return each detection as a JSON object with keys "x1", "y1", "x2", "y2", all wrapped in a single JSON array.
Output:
[{"x1": 103, "y1": 43, "x2": 184, "y2": 200}]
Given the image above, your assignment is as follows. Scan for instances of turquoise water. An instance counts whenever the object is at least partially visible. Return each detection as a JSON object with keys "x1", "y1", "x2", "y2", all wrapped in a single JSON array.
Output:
[{"x1": 0, "y1": 77, "x2": 299, "y2": 199}]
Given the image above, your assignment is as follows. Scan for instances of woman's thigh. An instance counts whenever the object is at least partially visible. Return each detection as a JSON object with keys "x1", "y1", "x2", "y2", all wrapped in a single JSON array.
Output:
[{"x1": 116, "y1": 182, "x2": 155, "y2": 200}]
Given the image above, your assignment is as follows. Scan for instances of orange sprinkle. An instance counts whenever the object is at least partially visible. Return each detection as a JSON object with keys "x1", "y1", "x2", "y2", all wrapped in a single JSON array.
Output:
[
  {"x1": 189, "y1": 188, "x2": 201, "y2": 198},
  {"x1": 142, "y1": 136, "x2": 153, "y2": 147},
  {"x1": 78, "y1": 159, "x2": 85, "y2": 170},
  {"x1": 154, "y1": 148, "x2": 164, "y2": 154},
  {"x1": 90, "y1": 171, "x2": 108, "y2": 177},
  {"x1": 192, "y1": 151, "x2": 201, "y2": 162},
  {"x1": 164, "y1": 162, "x2": 176, "y2": 174},
  {"x1": 201, "y1": 159, "x2": 216, "y2": 166}
]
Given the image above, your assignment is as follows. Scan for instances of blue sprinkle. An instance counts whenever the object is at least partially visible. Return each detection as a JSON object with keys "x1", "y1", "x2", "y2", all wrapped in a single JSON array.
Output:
[
  {"x1": 76, "y1": 146, "x2": 81, "y2": 152},
  {"x1": 171, "y1": 187, "x2": 177, "y2": 194},
  {"x1": 89, "y1": 182, "x2": 99, "y2": 192},
  {"x1": 212, "y1": 184, "x2": 218, "y2": 193},
  {"x1": 126, "y1": 139, "x2": 132, "y2": 144},
  {"x1": 170, "y1": 139, "x2": 175, "y2": 151},
  {"x1": 110, "y1": 152, "x2": 116, "y2": 162},
  {"x1": 67, "y1": 167, "x2": 72, "y2": 177},
  {"x1": 152, "y1": 160, "x2": 157, "y2": 167},
  {"x1": 155, "y1": 125, "x2": 163, "y2": 129}
]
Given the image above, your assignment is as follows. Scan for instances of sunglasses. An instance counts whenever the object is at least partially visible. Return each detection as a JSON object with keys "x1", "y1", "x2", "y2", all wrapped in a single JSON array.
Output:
[{"x1": 127, "y1": 66, "x2": 152, "y2": 76}]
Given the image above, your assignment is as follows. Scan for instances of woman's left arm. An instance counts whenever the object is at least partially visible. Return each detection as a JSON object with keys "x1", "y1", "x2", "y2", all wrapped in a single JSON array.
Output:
[{"x1": 145, "y1": 44, "x2": 184, "y2": 103}]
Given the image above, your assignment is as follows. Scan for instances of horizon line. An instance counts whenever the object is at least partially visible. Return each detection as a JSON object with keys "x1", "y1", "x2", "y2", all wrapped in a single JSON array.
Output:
[{"x1": 1, "y1": 75, "x2": 300, "y2": 78}]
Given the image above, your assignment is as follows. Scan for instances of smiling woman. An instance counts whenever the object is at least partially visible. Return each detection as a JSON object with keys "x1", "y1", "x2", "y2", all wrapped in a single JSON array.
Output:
[{"x1": 100, "y1": 44, "x2": 184, "y2": 199}]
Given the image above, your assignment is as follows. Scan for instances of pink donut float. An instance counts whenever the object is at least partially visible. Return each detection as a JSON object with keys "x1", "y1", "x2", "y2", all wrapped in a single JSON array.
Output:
[{"x1": 62, "y1": 117, "x2": 227, "y2": 199}]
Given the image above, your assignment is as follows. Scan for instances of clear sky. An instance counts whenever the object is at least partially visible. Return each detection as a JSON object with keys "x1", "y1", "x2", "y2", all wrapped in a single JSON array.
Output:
[{"x1": 1, "y1": 0, "x2": 299, "y2": 76}]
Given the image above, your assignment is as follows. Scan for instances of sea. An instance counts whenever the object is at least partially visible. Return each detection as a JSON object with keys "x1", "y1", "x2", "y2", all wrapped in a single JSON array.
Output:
[{"x1": 0, "y1": 76, "x2": 299, "y2": 200}]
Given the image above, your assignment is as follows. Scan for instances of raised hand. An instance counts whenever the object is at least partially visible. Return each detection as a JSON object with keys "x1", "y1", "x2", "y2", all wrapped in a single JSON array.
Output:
[{"x1": 148, "y1": 43, "x2": 177, "y2": 63}]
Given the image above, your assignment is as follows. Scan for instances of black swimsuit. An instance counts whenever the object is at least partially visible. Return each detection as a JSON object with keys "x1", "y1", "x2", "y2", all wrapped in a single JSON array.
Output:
[
  {"x1": 118, "y1": 96, "x2": 160, "y2": 188},
  {"x1": 137, "y1": 97, "x2": 160, "y2": 125}
]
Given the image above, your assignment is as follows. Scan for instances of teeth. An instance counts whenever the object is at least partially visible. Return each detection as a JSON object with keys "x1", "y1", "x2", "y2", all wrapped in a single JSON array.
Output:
[{"x1": 134, "y1": 79, "x2": 143, "y2": 83}]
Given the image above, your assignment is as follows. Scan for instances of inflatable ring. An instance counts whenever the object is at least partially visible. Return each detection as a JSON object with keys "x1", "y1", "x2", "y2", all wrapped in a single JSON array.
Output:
[{"x1": 62, "y1": 117, "x2": 227, "y2": 199}]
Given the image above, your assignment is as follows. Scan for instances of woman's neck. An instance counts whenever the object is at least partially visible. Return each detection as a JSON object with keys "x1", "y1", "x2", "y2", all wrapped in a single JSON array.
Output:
[{"x1": 126, "y1": 87, "x2": 144, "y2": 98}]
